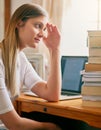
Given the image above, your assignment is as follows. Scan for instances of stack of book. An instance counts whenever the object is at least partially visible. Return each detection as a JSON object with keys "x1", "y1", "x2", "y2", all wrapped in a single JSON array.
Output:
[
  {"x1": 81, "y1": 30, "x2": 101, "y2": 107},
  {"x1": 81, "y1": 69, "x2": 101, "y2": 107}
]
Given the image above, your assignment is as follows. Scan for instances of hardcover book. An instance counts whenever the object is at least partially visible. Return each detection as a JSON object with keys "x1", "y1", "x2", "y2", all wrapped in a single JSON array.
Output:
[
  {"x1": 89, "y1": 48, "x2": 101, "y2": 57},
  {"x1": 88, "y1": 56, "x2": 101, "y2": 64},
  {"x1": 81, "y1": 85, "x2": 101, "y2": 95},
  {"x1": 85, "y1": 62, "x2": 101, "y2": 72},
  {"x1": 82, "y1": 100, "x2": 101, "y2": 107},
  {"x1": 88, "y1": 30, "x2": 101, "y2": 36},
  {"x1": 88, "y1": 36, "x2": 101, "y2": 48}
]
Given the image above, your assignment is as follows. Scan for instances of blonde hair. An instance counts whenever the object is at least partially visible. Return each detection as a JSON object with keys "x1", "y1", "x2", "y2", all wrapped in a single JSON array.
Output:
[{"x1": 0, "y1": 3, "x2": 48, "y2": 96}]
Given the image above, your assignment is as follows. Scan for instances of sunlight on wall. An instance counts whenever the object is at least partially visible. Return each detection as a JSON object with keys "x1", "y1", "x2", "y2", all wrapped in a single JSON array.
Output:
[{"x1": 61, "y1": 0, "x2": 99, "y2": 56}]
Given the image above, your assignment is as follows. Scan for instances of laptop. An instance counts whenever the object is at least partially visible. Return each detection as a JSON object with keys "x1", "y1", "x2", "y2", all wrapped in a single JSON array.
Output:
[
  {"x1": 24, "y1": 55, "x2": 88, "y2": 100},
  {"x1": 60, "y1": 56, "x2": 88, "y2": 100}
]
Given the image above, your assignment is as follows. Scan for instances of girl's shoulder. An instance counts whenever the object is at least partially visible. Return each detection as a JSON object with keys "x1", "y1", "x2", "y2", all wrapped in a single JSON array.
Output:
[
  {"x1": 19, "y1": 51, "x2": 29, "y2": 64},
  {"x1": 19, "y1": 51, "x2": 27, "y2": 60}
]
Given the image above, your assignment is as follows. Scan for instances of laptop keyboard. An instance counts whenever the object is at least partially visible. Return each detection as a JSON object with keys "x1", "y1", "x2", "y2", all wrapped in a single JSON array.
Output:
[{"x1": 61, "y1": 91, "x2": 80, "y2": 96}]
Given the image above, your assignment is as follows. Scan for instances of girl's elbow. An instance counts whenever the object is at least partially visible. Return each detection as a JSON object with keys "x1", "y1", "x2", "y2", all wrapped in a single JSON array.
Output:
[{"x1": 46, "y1": 94, "x2": 60, "y2": 102}]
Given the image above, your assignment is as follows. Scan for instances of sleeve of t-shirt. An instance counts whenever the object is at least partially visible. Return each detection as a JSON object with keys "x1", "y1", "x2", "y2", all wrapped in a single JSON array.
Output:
[
  {"x1": 20, "y1": 52, "x2": 43, "y2": 90},
  {"x1": 0, "y1": 60, "x2": 14, "y2": 115}
]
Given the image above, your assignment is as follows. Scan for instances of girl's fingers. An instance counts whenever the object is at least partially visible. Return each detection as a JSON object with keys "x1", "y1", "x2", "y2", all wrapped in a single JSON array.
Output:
[
  {"x1": 47, "y1": 23, "x2": 57, "y2": 33},
  {"x1": 47, "y1": 23, "x2": 52, "y2": 33}
]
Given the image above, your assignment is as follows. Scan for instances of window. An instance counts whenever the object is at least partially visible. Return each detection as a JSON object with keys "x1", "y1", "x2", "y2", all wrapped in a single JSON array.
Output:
[{"x1": 61, "y1": 0, "x2": 101, "y2": 56}]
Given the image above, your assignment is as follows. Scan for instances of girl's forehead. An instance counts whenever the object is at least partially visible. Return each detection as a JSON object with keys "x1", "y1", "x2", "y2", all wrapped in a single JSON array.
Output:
[{"x1": 28, "y1": 16, "x2": 48, "y2": 24}]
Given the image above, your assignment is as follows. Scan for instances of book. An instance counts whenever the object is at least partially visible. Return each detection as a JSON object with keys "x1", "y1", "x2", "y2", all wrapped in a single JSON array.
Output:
[
  {"x1": 81, "y1": 86, "x2": 101, "y2": 95},
  {"x1": 81, "y1": 70, "x2": 101, "y2": 77},
  {"x1": 88, "y1": 30, "x2": 101, "y2": 36},
  {"x1": 82, "y1": 77, "x2": 101, "y2": 82},
  {"x1": 81, "y1": 70, "x2": 101, "y2": 82},
  {"x1": 88, "y1": 56, "x2": 101, "y2": 64},
  {"x1": 85, "y1": 63, "x2": 101, "y2": 72},
  {"x1": 88, "y1": 36, "x2": 101, "y2": 48},
  {"x1": 83, "y1": 82, "x2": 101, "y2": 86},
  {"x1": 82, "y1": 100, "x2": 101, "y2": 107},
  {"x1": 89, "y1": 48, "x2": 101, "y2": 57},
  {"x1": 88, "y1": 30, "x2": 101, "y2": 48},
  {"x1": 82, "y1": 95, "x2": 101, "y2": 101}
]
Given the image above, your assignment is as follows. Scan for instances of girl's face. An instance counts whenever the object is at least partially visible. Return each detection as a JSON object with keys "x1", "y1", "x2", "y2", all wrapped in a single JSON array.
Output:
[{"x1": 17, "y1": 16, "x2": 48, "y2": 50}]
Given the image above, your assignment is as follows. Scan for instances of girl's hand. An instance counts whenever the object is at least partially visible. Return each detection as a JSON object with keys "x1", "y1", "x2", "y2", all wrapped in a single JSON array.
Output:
[{"x1": 43, "y1": 23, "x2": 61, "y2": 50}]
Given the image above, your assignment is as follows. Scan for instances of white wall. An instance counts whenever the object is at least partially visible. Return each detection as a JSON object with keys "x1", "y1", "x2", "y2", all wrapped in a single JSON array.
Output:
[{"x1": 11, "y1": 0, "x2": 33, "y2": 14}]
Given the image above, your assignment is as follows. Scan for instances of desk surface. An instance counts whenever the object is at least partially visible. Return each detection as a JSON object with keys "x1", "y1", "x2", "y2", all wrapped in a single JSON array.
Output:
[{"x1": 16, "y1": 94, "x2": 101, "y2": 129}]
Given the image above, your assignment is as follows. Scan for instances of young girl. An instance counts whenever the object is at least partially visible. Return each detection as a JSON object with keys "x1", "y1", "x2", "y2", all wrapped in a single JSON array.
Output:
[{"x1": 0, "y1": 3, "x2": 61, "y2": 130}]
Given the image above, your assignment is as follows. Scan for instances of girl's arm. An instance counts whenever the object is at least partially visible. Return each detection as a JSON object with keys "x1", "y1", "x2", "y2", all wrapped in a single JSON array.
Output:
[
  {"x1": 31, "y1": 23, "x2": 61, "y2": 101},
  {"x1": 0, "y1": 109, "x2": 61, "y2": 130}
]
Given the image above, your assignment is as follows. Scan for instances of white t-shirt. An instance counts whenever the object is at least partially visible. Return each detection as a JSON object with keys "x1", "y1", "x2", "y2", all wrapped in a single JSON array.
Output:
[{"x1": 0, "y1": 51, "x2": 43, "y2": 115}]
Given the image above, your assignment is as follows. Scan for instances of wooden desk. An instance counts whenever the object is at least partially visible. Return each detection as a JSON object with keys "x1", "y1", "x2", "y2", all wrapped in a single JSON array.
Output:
[{"x1": 16, "y1": 94, "x2": 101, "y2": 129}]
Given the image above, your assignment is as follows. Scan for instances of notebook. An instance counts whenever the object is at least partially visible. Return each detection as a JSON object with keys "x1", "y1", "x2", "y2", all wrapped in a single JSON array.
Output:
[
  {"x1": 24, "y1": 56, "x2": 88, "y2": 100},
  {"x1": 60, "y1": 56, "x2": 88, "y2": 100}
]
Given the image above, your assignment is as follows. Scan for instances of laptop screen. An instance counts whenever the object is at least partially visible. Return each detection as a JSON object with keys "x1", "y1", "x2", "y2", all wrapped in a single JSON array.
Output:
[{"x1": 61, "y1": 56, "x2": 88, "y2": 93}]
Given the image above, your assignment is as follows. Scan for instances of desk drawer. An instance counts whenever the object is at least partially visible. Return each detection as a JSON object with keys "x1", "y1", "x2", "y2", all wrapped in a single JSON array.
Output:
[{"x1": 20, "y1": 101, "x2": 63, "y2": 116}]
